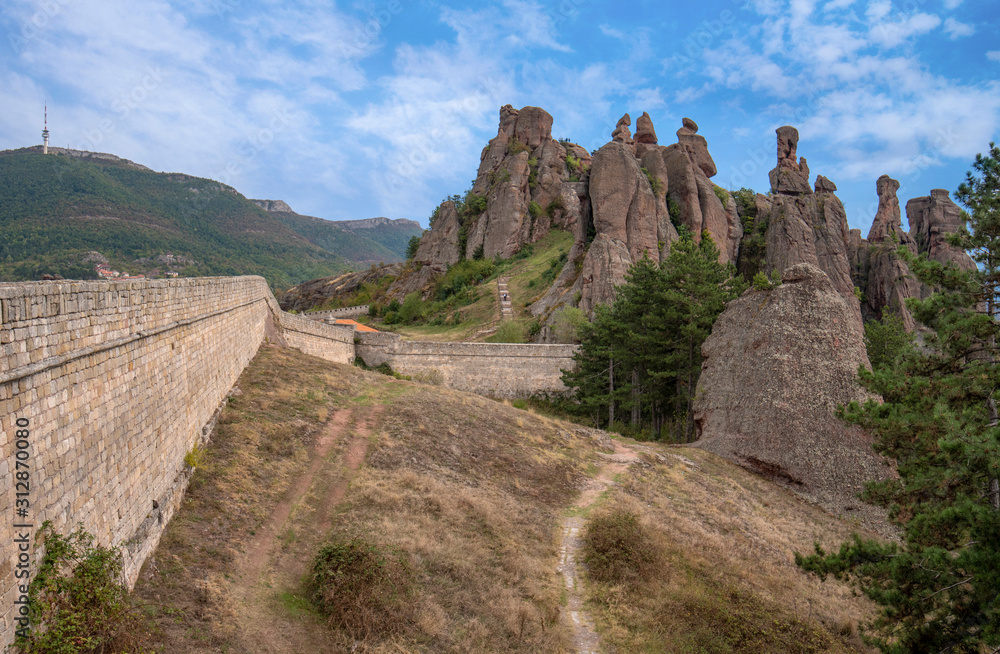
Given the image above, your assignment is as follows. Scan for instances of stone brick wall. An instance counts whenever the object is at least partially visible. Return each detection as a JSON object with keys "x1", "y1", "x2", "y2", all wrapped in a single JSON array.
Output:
[
  {"x1": 355, "y1": 332, "x2": 577, "y2": 398},
  {"x1": 304, "y1": 305, "x2": 370, "y2": 321},
  {"x1": 278, "y1": 312, "x2": 355, "y2": 363},
  {"x1": 0, "y1": 275, "x2": 576, "y2": 648},
  {"x1": 0, "y1": 276, "x2": 353, "y2": 649}
]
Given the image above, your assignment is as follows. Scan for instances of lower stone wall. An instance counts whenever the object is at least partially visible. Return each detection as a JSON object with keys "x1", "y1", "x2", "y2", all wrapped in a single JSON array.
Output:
[
  {"x1": 356, "y1": 332, "x2": 577, "y2": 399},
  {"x1": 277, "y1": 310, "x2": 355, "y2": 364},
  {"x1": 0, "y1": 277, "x2": 353, "y2": 649}
]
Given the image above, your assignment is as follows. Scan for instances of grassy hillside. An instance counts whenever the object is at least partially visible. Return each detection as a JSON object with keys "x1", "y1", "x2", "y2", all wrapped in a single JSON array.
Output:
[
  {"x1": 132, "y1": 345, "x2": 878, "y2": 653},
  {"x1": 0, "y1": 149, "x2": 400, "y2": 290},
  {"x1": 268, "y1": 210, "x2": 406, "y2": 264},
  {"x1": 282, "y1": 229, "x2": 576, "y2": 341}
]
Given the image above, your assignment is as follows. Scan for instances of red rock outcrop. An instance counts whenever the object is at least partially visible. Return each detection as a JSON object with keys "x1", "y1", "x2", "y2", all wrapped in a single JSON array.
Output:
[
  {"x1": 863, "y1": 176, "x2": 921, "y2": 329},
  {"x1": 662, "y1": 118, "x2": 741, "y2": 264},
  {"x1": 768, "y1": 126, "x2": 812, "y2": 195},
  {"x1": 755, "y1": 126, "x2": 862, "y2": 328},
  {"x1": 693, "y1": 263, "x2": 890, "y2": 530},
  {"x1": 906, "y1": 189, "x2": 977, "y2": 275}
]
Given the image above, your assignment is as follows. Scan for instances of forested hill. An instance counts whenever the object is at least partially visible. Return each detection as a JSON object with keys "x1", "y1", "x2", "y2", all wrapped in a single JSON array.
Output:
[{"x1": 0, "y1": 148, "x2": 403, "y2": 290}]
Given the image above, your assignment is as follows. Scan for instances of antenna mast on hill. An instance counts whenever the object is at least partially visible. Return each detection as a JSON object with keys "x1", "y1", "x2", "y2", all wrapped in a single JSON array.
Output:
[{"x1": 42, "y1": 105, "x2": 50, "y2": 155}]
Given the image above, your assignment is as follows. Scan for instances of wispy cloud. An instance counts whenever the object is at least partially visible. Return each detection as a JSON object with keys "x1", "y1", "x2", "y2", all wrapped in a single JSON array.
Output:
[{"x1": 942, "y1": 17, "x2": 974, "y2": 39}]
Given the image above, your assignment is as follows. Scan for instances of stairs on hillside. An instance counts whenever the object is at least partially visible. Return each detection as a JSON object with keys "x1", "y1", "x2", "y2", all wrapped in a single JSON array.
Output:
[{"x1": 497, "y1": 278, "x2": 514, "y2": 320}]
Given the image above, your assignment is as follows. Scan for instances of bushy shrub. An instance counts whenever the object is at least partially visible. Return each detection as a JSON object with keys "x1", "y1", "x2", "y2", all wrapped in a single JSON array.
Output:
[
  {"x1": 311, "y1": 536, "x2": 413, "y2": 638},
  {"x1": 582, "y1": 508, "x2": 659, "y2": 585},
  {"x1": 16, "y1": 522, "x2": 153, "y2": 654}
]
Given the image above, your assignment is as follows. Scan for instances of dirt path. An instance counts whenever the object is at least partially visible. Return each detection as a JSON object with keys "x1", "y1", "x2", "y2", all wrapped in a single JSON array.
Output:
[
  {"x1": 558, "y1": 438, "x2": 643, "y2": 654},
  {"x1": 228, "y1": 408, "x2": 375, "y2": 653}
]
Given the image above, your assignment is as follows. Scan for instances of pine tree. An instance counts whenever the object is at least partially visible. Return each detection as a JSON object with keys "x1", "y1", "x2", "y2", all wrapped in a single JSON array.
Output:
[
  {"x1": 797, "y1": 145, "x2": 1000, "y2": 652},
  {"x1": 562, "y1": 231, "x2": 744, "y2": 439}
]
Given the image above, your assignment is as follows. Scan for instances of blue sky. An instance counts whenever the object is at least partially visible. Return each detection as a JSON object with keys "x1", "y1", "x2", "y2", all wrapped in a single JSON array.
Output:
[{"x1": 1, "y1": 0, "x2": 998, "y2": 236}]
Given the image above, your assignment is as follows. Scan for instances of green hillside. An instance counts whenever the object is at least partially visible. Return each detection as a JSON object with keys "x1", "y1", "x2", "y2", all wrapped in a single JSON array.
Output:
[
  {"x1": 0, "y1": 149, "x2": 386, "y2": 290},
  {"x1": 268, "y1": 211, "x2": 405, "y2": 264}
]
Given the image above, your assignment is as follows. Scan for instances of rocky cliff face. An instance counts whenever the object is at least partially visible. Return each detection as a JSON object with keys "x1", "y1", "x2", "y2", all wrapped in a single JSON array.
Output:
[
  {"x1": 847, "y1": 182, "x2": 975, "y2": 328},
  {"x1": 405, "y1": 106, "x2": 745, "y2": 320},
  {"x1": 858, "y1": 176, "x2": 921, "y2": 329},
  {"x1": 745, "y1": 126, "x2": 862, "y2": 328},
  {"x1": 465, "y1": 105, "x2": 586, "y2": 261},
  {"x1": 693, "y1": 263, "x2": 890, "y2": 530}
]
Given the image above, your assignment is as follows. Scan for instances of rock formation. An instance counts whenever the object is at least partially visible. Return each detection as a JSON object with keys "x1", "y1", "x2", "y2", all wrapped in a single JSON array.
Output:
[
  {"x1": 749, "y1": 126, "x2": 862, "y2": 328},
  {"x1": 662, "y1": 118, "x2": 742, "y2": 264},
  {"x1": 462, "y1": 105, "x2": 587, "y2": 261},
  {"x1": 847, "y1": 184, "x2": 976, "y2": 329},
  {"x1": 907, "y1": 189, "x2": 977, "y2": 277},
  {"x1": 768, "y1": 126, "x2": 811, "y2": 195},
  {"x1": 861, "y1": 176, "x2": 921, "y2": 329},
  {"x1": 693, "y1": 263, "x2": 890, "y2": 529}
]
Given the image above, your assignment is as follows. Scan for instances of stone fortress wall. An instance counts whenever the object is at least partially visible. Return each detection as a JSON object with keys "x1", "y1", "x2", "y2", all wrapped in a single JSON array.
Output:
[
  {"x1": 303, "y1": 304, "x2": 371, "y2": 321},
  {"x1": 355, "y1": 331, "x2": 576, "y2": 399},
  {"x1": 0, "y1": 276, "x2": 353, "y2": 648},
  {"x1": 0, "y1": 276, "x2": 572, "y2": 648}
]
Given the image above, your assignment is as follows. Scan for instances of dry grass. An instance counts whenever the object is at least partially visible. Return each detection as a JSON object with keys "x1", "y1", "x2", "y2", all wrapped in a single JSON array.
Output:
[
  {"x1": 133, "y1": 345, "x2": 371, "y2": 651},
  {"x1": 133, "y1": 344, "x2": 881, "y2": 653},
  {"x1": 327, "y1": 384, "x2": 601, "y2": 652},
  {"x1": 579, "y1": 444, "x2": 881, "y2": 653},
  {"x1": 133, "y1": 346, "x2": 605, "y2": 653}
]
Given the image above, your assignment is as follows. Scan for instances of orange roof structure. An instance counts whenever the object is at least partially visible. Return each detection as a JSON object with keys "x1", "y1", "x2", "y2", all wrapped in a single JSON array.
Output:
[{"x1": 332, "y1": 318, "x2": 378, "y2": 333}]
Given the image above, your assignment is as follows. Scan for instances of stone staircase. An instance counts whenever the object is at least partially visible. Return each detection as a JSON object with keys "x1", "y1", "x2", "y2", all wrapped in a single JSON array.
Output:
[{"x1": 497, "y1": 278, "x2": 514, "y2": 320}]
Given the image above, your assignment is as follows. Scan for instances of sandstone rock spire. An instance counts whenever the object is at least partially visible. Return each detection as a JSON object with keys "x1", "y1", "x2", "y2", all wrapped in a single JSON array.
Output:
[{"x1": 768, "y1": 126, "x2": 812, "y2": 195}]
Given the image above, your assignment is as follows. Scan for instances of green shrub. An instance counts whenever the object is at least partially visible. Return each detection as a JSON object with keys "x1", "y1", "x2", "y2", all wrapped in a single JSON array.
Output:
[
  {"x1": 545, "y1": 195, "x2": 565, "y2": 217},
  {"x1": 528, "y1": 201, "x2": 543, "y2": 219},
  {"x1": 507, "y1": 138, "x2": 531, "y2": 155},
  {"x1": 405, "y1": 234, "x2": 422, "y2": 260},
  {"x1": 712, "y1": 185, "x2": 730, "y2": 206},
  {"x1": 311, "y1": 536, "x2": 413, "y2": 638},
  {"x1": 397, "y1": 292, "x2": 424, "y2": 324},
  {"x1": 641, "y1": 167, "x2": 664, "y2": 195},
  {"x1": 435, "y1": 258, "x2": 496, "y2": 301},
  {"x1": 565, "y1": 154, "x2": 580, "y2": 172},
  {"x1": 667, "y1": 196, "x2": 682, "y2": 228},
  {"x1": 462, "y1": 192, "x2": 487, "y2": 219},
  {"x1": 582, "y1": 508, "x2": 659, "y2": 585},
  {"x1": 16, "y1": 522, "x2": 153, "y2": 654},
  {"x1": 864, "y1": 312, "x2": 914, "y2": 370},
  {"x1": 752, "y1": 269, "x2": 781, "y2": 291}
]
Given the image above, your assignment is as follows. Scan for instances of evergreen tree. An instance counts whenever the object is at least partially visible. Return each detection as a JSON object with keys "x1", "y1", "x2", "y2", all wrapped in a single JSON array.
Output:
[
  {"x1": 797, "y1": 145, "x2": 1000, "y2": 652},
  {"x1": 562, "y1": 231, "x2": 744, "y2": 439}
]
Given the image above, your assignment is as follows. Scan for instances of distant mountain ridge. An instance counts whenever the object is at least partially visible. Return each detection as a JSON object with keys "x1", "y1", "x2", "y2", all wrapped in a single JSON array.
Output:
[
  {"x1": 250, "y1": 199, "x2": 424, "y2": 262},
  {"x1": 0, "y1": 147, "x2": 415, "y2": 288}
]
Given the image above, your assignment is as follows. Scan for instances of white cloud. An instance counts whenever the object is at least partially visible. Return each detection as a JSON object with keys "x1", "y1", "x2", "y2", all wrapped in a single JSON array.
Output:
[
  {"x1": 943, "y1": 17, "x2": 974, "y2": 39},
  {"x1": 869, "y1": 12, "x2": 941, "y2": 48},
  {"x1": 943, "y1": 0, "x2": 964, "y2": 8},
  {"x1": 988, "y1": 51, "x2": 1000, "y2": 62}
]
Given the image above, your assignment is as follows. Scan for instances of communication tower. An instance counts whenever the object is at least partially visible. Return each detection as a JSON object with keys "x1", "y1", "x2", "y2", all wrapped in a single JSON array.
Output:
[{"x1": 42, "y1": 105, "x2": 50, "y2": 154}]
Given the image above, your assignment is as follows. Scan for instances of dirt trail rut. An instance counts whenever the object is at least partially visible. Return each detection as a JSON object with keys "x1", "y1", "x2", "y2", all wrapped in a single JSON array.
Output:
[
  {"x1": 230, "y1": 408, "x2": 375, "y2": 653},
  {"x1": 558, "y1": 438, "x2": 643, "y2": 654}
]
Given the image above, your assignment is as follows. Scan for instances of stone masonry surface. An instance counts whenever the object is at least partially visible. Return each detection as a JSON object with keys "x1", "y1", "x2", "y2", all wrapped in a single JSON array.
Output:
[
  {"x1": 0, "y1": 276, "x2": 355, "y2": 650},
  {"x1": 355, "y1": 331, "x2": 577, "y2": 399},
  {"x1": 0, "y1": 276, "x2": 573, "y2": 648}
]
